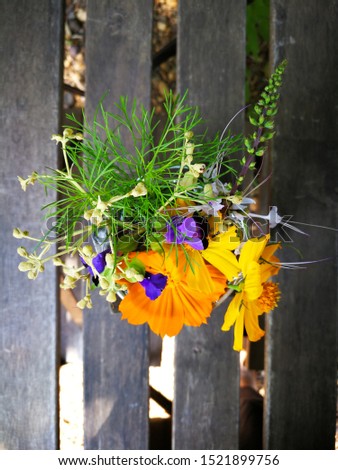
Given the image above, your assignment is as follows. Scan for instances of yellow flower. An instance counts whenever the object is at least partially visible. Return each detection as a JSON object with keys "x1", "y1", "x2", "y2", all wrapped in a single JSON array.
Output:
[
  {"x1": 217, "y1": 235, "x2": 281, "y2": 351},
  {"x1": 119, "y1": 246, "x2": 227, "y2": 337}
]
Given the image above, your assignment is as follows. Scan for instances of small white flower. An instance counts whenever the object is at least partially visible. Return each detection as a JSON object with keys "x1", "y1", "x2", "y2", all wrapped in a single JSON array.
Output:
[
  {"x1": 247, "y1": 206, "x2": 308, "y2": 235},
  {"x1": 17, "y1": 172, "x2": 38, "y2": 191},
  {"x1": 130, "y1": 182, "x2": 147, "y2": 197},
  {"x1": 186, "y1": 200, "x2": 224, "y2": 216},
  {"x1": 228, "y1": 196, "x2": 256, "y2": 211}
]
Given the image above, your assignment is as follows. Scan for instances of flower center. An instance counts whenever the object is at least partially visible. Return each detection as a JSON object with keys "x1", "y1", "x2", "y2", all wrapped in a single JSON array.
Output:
[
  {"x1": 258, "y1": 282, "x2": 281, "y2": 311},
  {"x1": 228, "y1": 272, "x2": 244, "y2": 292}
]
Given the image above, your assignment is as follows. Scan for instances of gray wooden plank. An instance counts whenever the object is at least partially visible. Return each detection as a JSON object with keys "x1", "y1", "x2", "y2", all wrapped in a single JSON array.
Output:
[
  {"x1": 0, "y1": 0, "x2": 63, "y2": 449},
  {"x1": 84, "y1": 0, "x2": 153, "y2": 449},
  {"x1": 174, "y1": 0, "x2": 246, "y2": 450},
  {"x1": 265, "y1": 0, "x2": 338, "y2": 449}
]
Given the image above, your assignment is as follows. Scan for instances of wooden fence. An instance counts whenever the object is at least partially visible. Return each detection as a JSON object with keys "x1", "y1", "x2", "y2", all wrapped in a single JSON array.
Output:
[{"x1": 0, "y1": 0, "x2": 337, "y2": 450}]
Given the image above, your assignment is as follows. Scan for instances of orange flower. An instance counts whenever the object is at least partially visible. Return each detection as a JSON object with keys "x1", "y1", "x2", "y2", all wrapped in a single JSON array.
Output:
[{"x1": 119, "y1": 246, "x2": 227, "y2": 337}]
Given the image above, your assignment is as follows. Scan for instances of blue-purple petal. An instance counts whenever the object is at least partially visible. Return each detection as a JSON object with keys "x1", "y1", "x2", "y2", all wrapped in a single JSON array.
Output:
[
  {"x1": 80, "y1": 248, "x2": 110, "y2": 277},
  {"x1": 92, "y1": 250, "x2": 109, "y2": 273},
  {"x1": 164, "y1": 215, "x2": 208, "y2": 250},
  {"x1": 140, "y1": 272, "x2": 168, "y2": 300}
]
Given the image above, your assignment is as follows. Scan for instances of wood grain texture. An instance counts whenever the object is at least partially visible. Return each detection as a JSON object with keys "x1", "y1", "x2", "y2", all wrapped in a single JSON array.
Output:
[
  {"x1": 0, "y1": 0, "x2": 63, "y2": 449},
  {"x1": 173, "y1": 0, "x2": 246, "y2": 450},
  {"x1": 265, "y1": 0, "x2": 338, "y2": 449},
  {"x1": 83, "y1": 0, "x2": 153, "y2": 450}
]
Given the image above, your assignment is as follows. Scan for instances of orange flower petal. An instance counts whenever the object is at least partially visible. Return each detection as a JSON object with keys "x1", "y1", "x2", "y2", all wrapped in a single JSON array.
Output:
[
  {"x1": 260, "y1": 243, "x2": 281, "y2": 282},
  {"x1": 119, "y1": 246, "x2": 223, "y2": 337},
  {"x1": 119, "y1": 283, "x2": 184, "y2": 337}
]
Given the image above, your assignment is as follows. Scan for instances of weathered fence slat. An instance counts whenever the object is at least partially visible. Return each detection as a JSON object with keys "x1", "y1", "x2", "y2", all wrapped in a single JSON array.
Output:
[
  {"x1": 173, "y1": 0, "x2": 247, "y2": 450},
  {"x1": 0, "y1": 0, "x2": 63, "y2": 449},
  {"x1": 266, "y1": 0, "x2": 338, "y2": 449},
  {"x1": 83, "y1": 0, "x2": 153, "y2": 450}
]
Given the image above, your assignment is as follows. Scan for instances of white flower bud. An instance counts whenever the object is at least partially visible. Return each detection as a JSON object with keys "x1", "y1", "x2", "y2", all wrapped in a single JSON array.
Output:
[
  {"x1": 27, "y1": 271, "x2": 38, "y2": 280},
  {"x1": 125, "y1": 268, "x2": 144, "y2": 282},
  {"x1": 83, "y1": 209, "x2": 93, "y2": 221},
  {"x1": 18, "y1": 261, "x2": 34, "y2": 272},
  {"x1": 91, "y1": 208, "x2": 103, "y2": 225},
  {"x1": 85, "y1": 296, "x2": 93, "y2": 309},
  {"x1": 185, "y1": 142, "x2": 195, "y2": 156},
  {"x1": 191, "y1": 163, "x2": 206, "y2": 174},
  {"x1": 17, "y1": 246, "x2": 29, "y2": 257},
  {"x1": 96, "y1": 196, "x2": 108, "y2": 212},
  {"x1": 184, "y1": 131, "x2": 194, "y2": 140},
  {"x1": 99, "y1": 277, "x2": 110, "y2": 290},
  {"x1": 13, "y1": 228, "x2": 23, "y2": 239},
  {"x1": 105, "y1": 253, "x2": 115, "y2": 268},
  {"x1": 63, "y1": 128, "x2": 74, "y2": 138},
  {"x1": 107, "y1": 291, "x2": 117, "y2": 303},
  {"x1": 51, "y1": 133, "x2": 63, "y2": 144},
  {"x1": 82, "y1": 245, "x2": 93, "y2": 257},
  {"x1": 77, "y1": 298, "x2": 87, "y2": 309}
]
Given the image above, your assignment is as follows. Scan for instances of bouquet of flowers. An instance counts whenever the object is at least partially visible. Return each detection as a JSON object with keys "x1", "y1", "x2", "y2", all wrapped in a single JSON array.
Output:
[{"x1": 14, "y1": 60, "x2": 297, "y2": 351}]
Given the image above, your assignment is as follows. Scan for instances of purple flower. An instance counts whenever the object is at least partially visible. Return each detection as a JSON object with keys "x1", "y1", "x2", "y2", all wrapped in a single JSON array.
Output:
[
  {"x1": 80, "y1": 248, "x2": 110, "y2": 286},
  {"x1": 165, "y1": 215, "x2": 209, "y2": 250},
  {"x1": 140, "y1": 272, "x2": 168, "y2": 300}
]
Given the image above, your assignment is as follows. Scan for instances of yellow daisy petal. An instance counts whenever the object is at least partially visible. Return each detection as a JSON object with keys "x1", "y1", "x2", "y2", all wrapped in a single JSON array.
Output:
[
  {"x1": 239, "y1": 235, "x2": 269, "y2": 275},
  {"x1": 202, "y1": 247, "x2": 240, "y2": 280},
  {"x1": 244, "y1": 261, "x2": 263, "y2": 301},
  {"x1": 233, "y1": 308, "x2": 245, "y2": 351},
  {"x1": 209, "y1": 225, "x2": 241, "y2": 251},
  {"x1": 221, "y1": 291, "x2": 244, "y2": 331},
  {"x1": 243, "y1": 297, "x2": 265, "y2": 343}
]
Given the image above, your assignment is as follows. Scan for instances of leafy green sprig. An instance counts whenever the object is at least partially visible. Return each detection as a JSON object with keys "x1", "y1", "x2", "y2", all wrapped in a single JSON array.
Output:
[
  {"x1": 14, "y1": 91, "x2": 243, "y2": 281},
  {"x1": 230, "y1": 59, "x2": 287, "y2": 195}
]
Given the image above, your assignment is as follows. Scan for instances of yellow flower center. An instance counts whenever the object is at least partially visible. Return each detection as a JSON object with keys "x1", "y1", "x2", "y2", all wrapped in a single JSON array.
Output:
[{"x1": 258, "y1": 282, "x2": 281, "y2": 311}]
